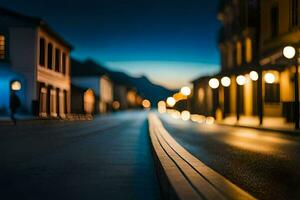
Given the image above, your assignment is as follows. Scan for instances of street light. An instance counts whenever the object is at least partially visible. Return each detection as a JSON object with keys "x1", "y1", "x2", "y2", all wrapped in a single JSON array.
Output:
[
  {"x1": 249, "y1": 71, "x2": 259, "y2": 81},
  {"x1": 236, "y1": 75, "x2": 246, "y2": 86},
  {"x1": 283, "y1": 45, "x2": 299, "y2": 129},
  {"x1": 221, "y1": 76, "x2": 231, "y2": 87},
  {"x1": 142, "y1": 99, "x2": 151, "y2": 109},
  {"x1": 180, "y1": 86, "x2": 191, "y2": 96},
  {"x1": 166, "y1": 97, "x2": 176, "y2": 107},
  {"x1": 283, "y1": 46, "x2": 296, "y2": 59},
  {"x1": 264, "y1": 72, "x2": 276, "y2": 84},
  {"x1": 11, "y1": 81, "x2": 21, "y2": 91},
  {"x1": 209, "y1": 78, "x2": 219, "y2": 89},
  {"x1": 158, "y1": 101, "x2": 167, "y2": 113},
  {"x1": 181, "y1": 110, "x2": 191, "y2": 121}
]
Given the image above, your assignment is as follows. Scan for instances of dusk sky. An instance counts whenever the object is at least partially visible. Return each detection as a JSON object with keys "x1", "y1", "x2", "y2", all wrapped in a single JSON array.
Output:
[{"x1": 1, "y1": 0, "x2": 220, "y2": 89}]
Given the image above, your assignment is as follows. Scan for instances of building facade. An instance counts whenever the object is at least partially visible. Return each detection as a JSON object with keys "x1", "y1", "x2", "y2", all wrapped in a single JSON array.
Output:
[
  {"x1": 192, "y1": 0, "x2": 300, "y2": 127},
  {"x1": 71, "y1": 59, "x2": 114, "y2": 114},
  {"x1": 260, "y1": 0, "x2": 300, "y2": 123},
  {"x1": 0, "y1": 7, "x2": 72, "y2": 118}
]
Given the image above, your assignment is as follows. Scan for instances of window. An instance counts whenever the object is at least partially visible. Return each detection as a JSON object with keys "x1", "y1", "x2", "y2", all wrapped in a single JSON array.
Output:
[
  {"x1": 55, "y1": 48, "x2": 61, "y2": 72},
  {"x1": 271, "y1": 4, "x2": 279, "y2": 38},
  {"x1": 47, "y1": 43, "x2": 53, "y2": 69},
  {"x1": 0, "y1": 35, "x2": 5, "y2": 59},
  {"x1": 62, "y1": 52, "x2": 66, "y2": 75},
  {"x1": 290, "y1": 0, "x2": 299, "y2": 28},
  {"x1": 39, "y1": 38, "x2": 45, "y2": 66},
  {"x1": 236, "y1": 41, "x2": 242, "y2": 66},
  {"x1": 265, "y1": 83, "x2": 280, "y2": 103},
  {"x1": 245, "y1": 38, "x2": 252, "y2": 63}
]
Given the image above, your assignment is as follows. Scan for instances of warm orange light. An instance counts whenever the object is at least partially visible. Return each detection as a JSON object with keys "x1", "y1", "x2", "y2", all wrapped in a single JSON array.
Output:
[
  {"x1": 166, "y1": 97, "x2": 176, "y2": 107},
  {"x1": 170, "y1": 110, "x2": 181, "y2": 119},
  {"x1": 209, "y1": 78, "x2": 219, "y2": 89},
  {"x1": 264, "y1": 72, "x2": 276, "y2": 84},
  {"x1": 11, "y1": 81, "x2": 21, "y2": 91},
  {"x1": 181, "y1": 110, "x2": 191, "y2": 121},
  {"x1": 236, "y1": 75, "x2": 246, "y2": 86},
  {"x1": 158, "y1": 101, "x2": 167, "y2": 113},
  {"x1": 205, "y1": 116, "x2": 215, "y2": 125},
  {"x1": 180, "y1": 86, "x2": 191, "y2": 96},
  {"x1": 127, "y1": 91, "x2": 136, "y2": 104},
  {"x1": 142, "y1": 99, "x2": 151, "y2": 109},
  {"x1": 249, "y1": 71, "x2": 258, "y2": 81},
  {"x1": 84, "y1": 89, "x2": 95, "y2": 114},
  {"x1": 283, "y1": 46, "x2": 296, "y2": 59},
  {"x1": 221, "y1": 77, "x2": 231, "y2": 87},
  {"x1": 173, "y1": 93, "x2": 187, "y2": 101},
  {"x1": 112, "y1": 101, "x2": 120, "y2": 110}
]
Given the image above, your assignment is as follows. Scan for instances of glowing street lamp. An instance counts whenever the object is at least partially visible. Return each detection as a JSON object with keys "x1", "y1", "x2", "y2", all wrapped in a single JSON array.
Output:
[
  {"x1": 166, "y1": 97, "x2": 176, "y2": 107},
  {"x1": 221, "y1": 76, "x2": 231, "y2": 87},
  {"x1": 180, "y1": 86, "x2": 191, "y2": 96},
  {"x1": 11, "y1": 81, "x2": 21, "y2": 91},
  {"x1": 209, "y1": 78, "x2": 219, "y2": 89},
  {"x1": 249, "y1": 71, "x2": 259, "y2": 81},
  {"x1": 142, "y1": 99, "x2": 151, "y2": 109},
  {"x1": 236, "y1": 75, "x2": 246, "y2": 86},
  {"x1": 283, "y1": 46, "x2": 296, "y2": 59},
  {"x1": 283, "y1": 45, "x2": 299, "y2": 129},
  {"x1": 181, "y1": 110, "x2": 191, "y2": 121},
  {"x1": 158, "y1": 101, "x2": 167, "y2": 113},
  {"x1": 264, "y1": 72, "x2": 276, "y2": 84}
]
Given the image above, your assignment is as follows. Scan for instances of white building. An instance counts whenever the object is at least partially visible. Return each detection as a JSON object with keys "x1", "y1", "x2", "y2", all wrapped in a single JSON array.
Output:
[
  {"x1": 0, "y1": 7, "x2": 72, "y2": 117},
  {"x1": 71, "y1": 59, "x2": 113, "y2": 114}
]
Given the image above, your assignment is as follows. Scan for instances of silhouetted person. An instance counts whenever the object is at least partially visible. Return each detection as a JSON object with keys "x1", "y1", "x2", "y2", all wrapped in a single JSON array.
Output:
[{"x1": 9, "y1": 91, "x2": 21, "y2": 125}]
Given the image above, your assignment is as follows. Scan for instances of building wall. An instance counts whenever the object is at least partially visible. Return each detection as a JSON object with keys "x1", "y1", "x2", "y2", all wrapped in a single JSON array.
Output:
[
  {"x1": 99, "y1": 75, "x2": 113, "y2": 113},
  {"x1": 260, "y1": 0, "x2": 300, "y2": 119},
  {"x1": 37, "y1": 28, "x2": 71, "y2": 117},
  {"x1": 114, "y1": 85, "x2": 128, "y2": 110},
  {"x1": 229, "y1": 76, "x2": 237, "y2": 114},
  {"x1": 9, "y1": 27, "x2": 37, "y2": 113},
  {"x1": 0, "y1": 12, "x2": 72, "y2": 117}
]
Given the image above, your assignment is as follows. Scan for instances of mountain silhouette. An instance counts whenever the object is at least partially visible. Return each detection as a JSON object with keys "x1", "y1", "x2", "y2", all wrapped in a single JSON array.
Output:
[{"x1": 71, "y1": 58, "x2": 174, "y2": 105}]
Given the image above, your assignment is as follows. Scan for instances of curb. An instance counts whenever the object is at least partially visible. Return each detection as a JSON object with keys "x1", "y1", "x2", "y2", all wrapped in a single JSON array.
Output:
[
  {"x1": 217, "y1": 123, "x2": 300, "y2": 136},
  {"x1": 148, "y1": 113, "x2": 256, "y2": 200}
]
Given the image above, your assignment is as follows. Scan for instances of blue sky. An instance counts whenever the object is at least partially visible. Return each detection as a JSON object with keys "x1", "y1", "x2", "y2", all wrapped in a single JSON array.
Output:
[{"x1": 1, "y1": 0, "x2": 220, "y2": 89}]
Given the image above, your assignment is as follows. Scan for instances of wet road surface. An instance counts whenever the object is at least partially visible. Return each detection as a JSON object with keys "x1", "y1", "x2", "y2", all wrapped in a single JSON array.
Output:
[
  {"x1": 0, "y1": 111, "x2": 161, "y2": 200},
  {"x1": 160, "y1": 114, "x2": 300, "y2": 200}
]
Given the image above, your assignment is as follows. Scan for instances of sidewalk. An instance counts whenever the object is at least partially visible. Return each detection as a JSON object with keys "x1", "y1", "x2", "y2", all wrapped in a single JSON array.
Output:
[
  {"x1": 0, "y1": 114, "x2": 92, "y2": 123},
  {"x1": 219, "y1": 115, "x2": 299, "y2": 134},
  {"x1": 0, "y1": 114, "x2": 38, "y2": 122}
]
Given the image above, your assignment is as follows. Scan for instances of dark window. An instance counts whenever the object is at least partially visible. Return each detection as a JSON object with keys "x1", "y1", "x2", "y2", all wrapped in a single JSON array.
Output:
[
  {"x1": 290, "y1": 0, "x2": 299, "y2": 28},
  {"x1": 39, "y1": 38, "x2": 45, "y2": 66},
  {"x1": 62, "y1": 52, "x2": 66, "y2": 75},
  {"x1": 47, "y1": 43, "x2": 53, "y2": 69},
  {"x1": 265, "y1": 83, "x2": 280, "y2": 103},
  {"x1": 0, "y1": 35, "x2": 5, "y2": 59},
  {"x1": 55, "y1": 48, "x2": 61, "y2": 72},
  {"x1": 271, "y1": 4, "x2": 279, "y2": 38}
]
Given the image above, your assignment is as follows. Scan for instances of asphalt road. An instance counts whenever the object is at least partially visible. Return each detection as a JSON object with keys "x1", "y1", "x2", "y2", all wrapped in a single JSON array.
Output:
[
  {"x1": 0, "y1": 111, "x2": 161, "y2": 200},
  {"x1": 160, "y1": 114, "x2": 300, "y2": 200}
]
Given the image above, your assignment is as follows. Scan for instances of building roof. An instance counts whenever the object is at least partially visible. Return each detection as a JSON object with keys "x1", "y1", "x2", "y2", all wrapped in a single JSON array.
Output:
[{"x1": 0, "y1": 7, "x2": 73, "y2": 49}]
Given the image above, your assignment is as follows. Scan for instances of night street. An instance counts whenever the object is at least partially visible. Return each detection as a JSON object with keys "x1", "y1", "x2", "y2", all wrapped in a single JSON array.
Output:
[
  {"x1": 0, "y1": 111, "x2": 160, "y2": 200},
  {"x1": 1, "y1": 0, "x2": 300, "y2": 199},
  {"x1": 160, "y1": 114, "x2": 300, "y2": 200}
]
